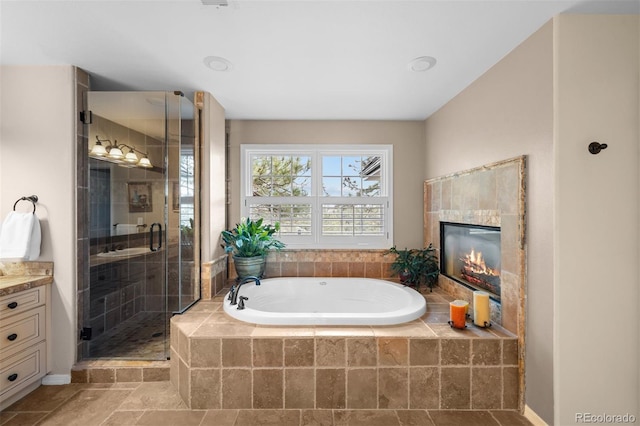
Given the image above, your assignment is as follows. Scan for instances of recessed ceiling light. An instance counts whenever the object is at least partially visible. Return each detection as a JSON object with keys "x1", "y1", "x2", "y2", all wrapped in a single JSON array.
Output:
[
  {"x1": 408, "y1": 56, "x2": 437, "y2": 72},
  {"x1": 203, "y1": 56, "x2": 233, "y2": 72}
]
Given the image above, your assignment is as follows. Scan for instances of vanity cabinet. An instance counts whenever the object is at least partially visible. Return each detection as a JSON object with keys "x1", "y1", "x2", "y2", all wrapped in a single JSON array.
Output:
[{"x1": 0, "y1": 284, "x2": 50, "y2": 408}]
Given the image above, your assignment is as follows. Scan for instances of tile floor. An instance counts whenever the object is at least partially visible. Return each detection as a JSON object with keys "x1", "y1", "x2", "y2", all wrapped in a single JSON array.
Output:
[{"x1": 0, "y1": 381, "x2": 534, "y2": 425}]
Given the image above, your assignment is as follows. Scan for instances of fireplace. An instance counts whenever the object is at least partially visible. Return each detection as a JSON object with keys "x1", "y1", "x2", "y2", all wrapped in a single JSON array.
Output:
[{"x1": 440, "y1": 222, "x2": 501, "y2": 301}]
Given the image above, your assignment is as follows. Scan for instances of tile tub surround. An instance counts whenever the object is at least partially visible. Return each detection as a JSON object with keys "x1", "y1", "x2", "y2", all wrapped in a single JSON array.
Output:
[
  {"x1": 227, "y1": 249, "x2": 396, "y2": 281},
  {"x1": 201, "y1": 255, "x2": 228, "y2": 300},
  {"x1": 170, "y1": 289, "x2": 520, "y2": 412}
]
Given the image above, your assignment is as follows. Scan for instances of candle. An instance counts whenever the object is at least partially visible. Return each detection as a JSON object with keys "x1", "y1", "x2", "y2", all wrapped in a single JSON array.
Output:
[
  {"x1": 473, "y1": 291, "x2": 491, "y2": 327},
  {"x1": 449, "y1": 300, "x2": 469, "y2": 329}
]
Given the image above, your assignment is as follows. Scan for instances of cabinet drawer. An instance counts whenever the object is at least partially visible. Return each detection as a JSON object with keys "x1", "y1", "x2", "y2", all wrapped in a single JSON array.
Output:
[
  {"x1": 0, "y1": 286, "x2": 46, "y2": 320},
  {"x1": 0, "y1": 306, "x2": 45, "y2": 358},
  {"x1": 0, "y1": 341, "x2": 46, "y2": 397}
]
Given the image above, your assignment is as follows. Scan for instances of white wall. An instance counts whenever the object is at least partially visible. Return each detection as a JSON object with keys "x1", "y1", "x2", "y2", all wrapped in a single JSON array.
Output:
[
  {"x1": 424, "y1": 22, "x2": 554, "y2": 422},
  {"x1": 0, "y1": 65, "x2": 77, "y2": 376},
  {"x1": 227, "y1": 120, "x2": 426, "y2": 249},
  {"x1": 553, "y1": 15, "x2": 639, "y2": 425}
]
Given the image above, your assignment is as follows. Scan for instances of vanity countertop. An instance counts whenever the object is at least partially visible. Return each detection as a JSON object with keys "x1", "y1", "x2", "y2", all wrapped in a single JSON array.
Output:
[{"x1": 0, "y1": 261, "x2": 53, "y2": 296}]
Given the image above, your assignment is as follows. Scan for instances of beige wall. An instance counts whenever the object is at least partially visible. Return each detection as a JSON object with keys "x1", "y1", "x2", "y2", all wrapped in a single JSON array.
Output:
[
  {"x1": 554, "y1": 15, "x2": 639, "y2": 425},
  {"x1": 227, "y1": 120, "x2": 426, "y2": 249},
  {"x1": 424, "y1": 22, "x2": 554, "y2": 422},
  {"x1": 200, "y1": 92, "x2": 227, "y2": 261},
  {"x1": 0, "y1": 65, "x2": 78, "y2": 376}
]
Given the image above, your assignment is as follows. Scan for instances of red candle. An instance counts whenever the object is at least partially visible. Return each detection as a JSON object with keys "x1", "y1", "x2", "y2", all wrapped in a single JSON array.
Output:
[{"x1": 449, "y1": 300, "x2": 468, "y2": 329}]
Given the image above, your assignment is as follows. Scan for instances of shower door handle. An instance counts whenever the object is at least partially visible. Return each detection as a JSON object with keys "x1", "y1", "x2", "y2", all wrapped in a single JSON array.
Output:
[{"x1": 150, "y1": 223, "x2": 162, "y2": 252}]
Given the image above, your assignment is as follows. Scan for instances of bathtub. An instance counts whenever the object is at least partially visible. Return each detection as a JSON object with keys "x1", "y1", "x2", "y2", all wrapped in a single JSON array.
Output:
[{"x1": 222, "y1": 277, "x2": 426, "y2": 325}]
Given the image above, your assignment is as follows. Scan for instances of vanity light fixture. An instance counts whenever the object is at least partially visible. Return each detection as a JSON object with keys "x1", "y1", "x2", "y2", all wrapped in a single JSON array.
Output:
[{"x1": 90, "y1": 136, "x2": 153, "y2": 169}]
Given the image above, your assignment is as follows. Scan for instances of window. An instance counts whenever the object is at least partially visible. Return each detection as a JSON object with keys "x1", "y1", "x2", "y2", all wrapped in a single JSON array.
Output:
[
  {"x1": 241, "y1": 145, "x2": 393, "y2": 249},
  {"x1": 179, "y1": 152, "x2": 195, "y2": 229}
]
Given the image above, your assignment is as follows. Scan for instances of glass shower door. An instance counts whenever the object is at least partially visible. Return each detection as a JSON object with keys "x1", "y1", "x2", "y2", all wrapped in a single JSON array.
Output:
[{"x1": 84, "y1": 91, "x2": 199, "y2": 361}]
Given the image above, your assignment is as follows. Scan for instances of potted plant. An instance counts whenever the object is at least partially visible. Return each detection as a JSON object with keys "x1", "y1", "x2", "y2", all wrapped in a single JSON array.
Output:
[
  {"x1": 221, "y1": 217, "x2": 285, "y2": 279},
  {"x1": 385, "y1": 243, "x2": 440, "y2": 292}
]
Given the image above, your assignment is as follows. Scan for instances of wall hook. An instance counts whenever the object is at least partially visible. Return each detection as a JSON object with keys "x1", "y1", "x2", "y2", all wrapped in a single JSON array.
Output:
[{"x1": 588, "y1": 141, "x2": 608, "y2": 155}]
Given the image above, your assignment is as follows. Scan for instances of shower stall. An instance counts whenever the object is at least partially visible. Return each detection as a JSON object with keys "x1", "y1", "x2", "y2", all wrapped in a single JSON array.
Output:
[{"x1": 81, "y1": 91, "x2": 200, "y2": 361}]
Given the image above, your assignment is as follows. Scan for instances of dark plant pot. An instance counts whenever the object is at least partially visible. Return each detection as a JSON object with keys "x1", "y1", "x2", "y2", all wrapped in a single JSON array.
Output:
[
  {"x1": 233, "y1": 255, "x2": 266, "y2": 279},
  {"x1": 399, "y1": 270, "x2": 411, "y2": 284}
]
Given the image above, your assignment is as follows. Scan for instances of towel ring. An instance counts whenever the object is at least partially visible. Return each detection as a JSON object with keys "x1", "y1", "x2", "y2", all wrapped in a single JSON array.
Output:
[{"x1": 13, "y1": 195, "x2": 38, "y2": 214}]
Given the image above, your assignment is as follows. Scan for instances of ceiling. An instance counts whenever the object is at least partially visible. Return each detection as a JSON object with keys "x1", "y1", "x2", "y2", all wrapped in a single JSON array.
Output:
[{"x1": 1, "y1": 0, "x2": 638, "y2": 120}]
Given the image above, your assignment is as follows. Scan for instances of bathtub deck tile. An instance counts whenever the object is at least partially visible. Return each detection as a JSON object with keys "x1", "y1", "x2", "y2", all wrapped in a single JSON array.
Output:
[
  {"x1": 427, "y1": 323, "x2": 492, "y2": 339},
  {"x1": 252, "y1": 326, "x2": 315, "y2": 337},
  {"x1": 372, "y1": 321, "x2": 436, "y2": 337},
  {"x1": 204, "y1": 311, "x2": 241, "y2": 324},
  {"x1": 421, "y1": 312, "x2": 450, "y2": 324},
  {"x1": 315, "y1": 326, "x2": 375, "y2": 337},
  {"x1": 192, "y1": 322, "x2": 257, "y2": 337}
]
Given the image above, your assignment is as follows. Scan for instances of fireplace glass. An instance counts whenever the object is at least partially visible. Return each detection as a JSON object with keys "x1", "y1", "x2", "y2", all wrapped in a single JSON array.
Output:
[{"x1": 440, "y1": 222, "x2": 501, "y2": 301}]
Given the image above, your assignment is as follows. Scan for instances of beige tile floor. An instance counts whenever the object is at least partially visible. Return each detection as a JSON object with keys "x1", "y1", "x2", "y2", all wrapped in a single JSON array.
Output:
[{"x1": 0, "y1": 381, "x2": 533, "y2": 426}]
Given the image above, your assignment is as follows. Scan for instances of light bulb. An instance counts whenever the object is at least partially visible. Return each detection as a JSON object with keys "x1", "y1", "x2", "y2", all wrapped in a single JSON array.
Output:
[
  {"x1": 137, "y1": 156, "x2": 153, "y2": 168},
  {"x1": 90, "y1": 141, "x2": 107, "y2": 157},
  {"x1": 108, "y1": 146, "x2": 124, "y2": 160},
  {"x1": 125, "y1": 149, "x2": 138, "y2": 163}
]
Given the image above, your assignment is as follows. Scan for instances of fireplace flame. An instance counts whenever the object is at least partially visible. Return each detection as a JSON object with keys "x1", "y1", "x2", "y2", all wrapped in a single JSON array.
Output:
[{"x1": 462, "y1": 249, "x2": 499, "y2": 277}]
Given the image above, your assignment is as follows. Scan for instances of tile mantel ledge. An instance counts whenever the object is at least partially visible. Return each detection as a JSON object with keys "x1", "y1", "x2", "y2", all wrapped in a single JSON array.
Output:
[{"x1": 0, "y1": 261, "x2": 54, "y2": 296}]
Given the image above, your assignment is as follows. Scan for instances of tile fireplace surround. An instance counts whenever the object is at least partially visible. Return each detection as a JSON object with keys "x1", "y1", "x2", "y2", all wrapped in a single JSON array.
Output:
[{"x1": 424, "y1": 156, "x2": 526, "y2": 409}]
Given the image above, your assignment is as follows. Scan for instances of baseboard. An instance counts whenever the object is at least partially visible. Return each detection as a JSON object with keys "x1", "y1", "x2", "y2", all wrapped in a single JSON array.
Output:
[
  {"x1": 524, "y1": 404, "x2": 549, "y2": 426},
  {"x1": 41, "y1": 374, "x2": 71, "y2": 385}
]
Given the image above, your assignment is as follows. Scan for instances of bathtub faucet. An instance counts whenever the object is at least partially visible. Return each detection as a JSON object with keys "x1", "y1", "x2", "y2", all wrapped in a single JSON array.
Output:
[{"x1": 229, "y1": 275, "x2": 261, "y2": 306}]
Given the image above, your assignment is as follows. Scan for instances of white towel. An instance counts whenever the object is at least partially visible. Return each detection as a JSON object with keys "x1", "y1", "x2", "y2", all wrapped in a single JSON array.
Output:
[{"x1": 0, "y1": 211, "x2": 41, "y2": 260}]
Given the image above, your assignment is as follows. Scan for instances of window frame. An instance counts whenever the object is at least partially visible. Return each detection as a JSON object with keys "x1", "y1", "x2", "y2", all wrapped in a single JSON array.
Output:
[{"x1": 241, "y1": 144, "x2": 393, "y2": 249}]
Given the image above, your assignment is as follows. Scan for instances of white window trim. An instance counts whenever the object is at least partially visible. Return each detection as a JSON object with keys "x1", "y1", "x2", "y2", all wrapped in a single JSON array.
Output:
[{"x1": 240, "y1": 144, "x2": 393, "y2": 249}]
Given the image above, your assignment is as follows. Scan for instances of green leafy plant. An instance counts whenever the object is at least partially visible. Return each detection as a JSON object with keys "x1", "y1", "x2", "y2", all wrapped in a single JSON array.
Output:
[
  {"x1": 221, "y1": 217, "x2": 285, "y2": 258},
  {"x1": 385, "y1": 244, "x2": 440, "y2": 291}
]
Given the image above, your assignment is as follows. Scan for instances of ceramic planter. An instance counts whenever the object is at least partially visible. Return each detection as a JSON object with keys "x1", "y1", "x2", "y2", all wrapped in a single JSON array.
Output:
[{"x1": 233, "y1": 255, "x2": 266, "y2": 279}]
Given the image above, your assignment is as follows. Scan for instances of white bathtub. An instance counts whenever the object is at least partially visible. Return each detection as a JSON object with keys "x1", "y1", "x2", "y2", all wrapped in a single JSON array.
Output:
[{"x1": 222, "y1": 277, "x2": 427, "y2": 326}]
